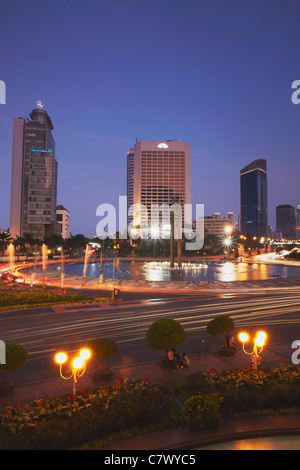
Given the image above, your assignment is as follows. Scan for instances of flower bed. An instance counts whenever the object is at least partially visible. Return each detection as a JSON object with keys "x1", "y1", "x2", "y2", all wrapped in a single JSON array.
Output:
[
  {"x1": 0, "y1": 291, "x2": 109, "y2": 309},
  {"x1": 180, "y1": 360, "x2": 300, "y2": 430},
  {"x1": 0, "y1": 377, "x2": 175, "y2": 449}
]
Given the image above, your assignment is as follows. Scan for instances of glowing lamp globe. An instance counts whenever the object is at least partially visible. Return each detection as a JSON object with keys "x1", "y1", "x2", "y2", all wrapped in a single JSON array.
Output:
[
  {"x1": 72, "y1": 357, "x2": 84, "y2": 370},
  {"x1": 55, "y1": 352, "x2": 67, "y2": 364},
  {"x1": 238, "y1": 332, "x2": 249, "y2": 343},
  {"x1": 80, "y1": 348, "x2": 91, "y2": 360},
  {"x1": 254, "y1": 336, "x2": 265, "y2": 347},
  {"x1": 256, "y1": 331, "x2": 267, "y2": 341}
]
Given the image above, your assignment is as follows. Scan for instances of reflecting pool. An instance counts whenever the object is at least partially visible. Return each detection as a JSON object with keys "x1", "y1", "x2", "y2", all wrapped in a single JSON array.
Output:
[{"x1": 62, "y1": 260, "x2": 300, "y2": 282}]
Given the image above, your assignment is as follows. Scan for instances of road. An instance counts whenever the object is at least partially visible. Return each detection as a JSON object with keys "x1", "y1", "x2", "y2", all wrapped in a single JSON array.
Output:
[{"x1": 1, "y1": 289, "x2": 300, "y2": 387}]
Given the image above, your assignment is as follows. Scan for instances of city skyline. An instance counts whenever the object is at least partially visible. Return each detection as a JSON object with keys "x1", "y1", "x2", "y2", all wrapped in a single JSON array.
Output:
[{"x1": 1, "y1": 0, "x2": 300, "y2": 236}]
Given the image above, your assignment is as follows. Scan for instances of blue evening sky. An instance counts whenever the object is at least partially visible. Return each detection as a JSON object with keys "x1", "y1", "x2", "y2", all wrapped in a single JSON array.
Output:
[{"x1": 0, "y1": 0, "x2": 300, "y2": 236}]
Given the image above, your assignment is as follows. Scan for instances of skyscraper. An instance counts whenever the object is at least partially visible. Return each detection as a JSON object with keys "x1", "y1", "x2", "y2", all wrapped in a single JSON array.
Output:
[
  {"x1": 10, "y1": 107, "x2": 59, "y2": 239},
  {"x1": 296, "y1": 204, "x2": 300, "y2": 239},
  {"x1": 240, "y1": 159, "x2": 268, "y2": 237},
  {"x1": 276, "y1": 204, "x2": 296, "y2": 240},
  {"x1": 127, "y1": 140, "x2": 191, "y2": 234}
]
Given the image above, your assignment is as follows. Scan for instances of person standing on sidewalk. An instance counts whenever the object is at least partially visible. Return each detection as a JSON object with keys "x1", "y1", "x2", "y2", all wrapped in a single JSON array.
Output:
[{"x1": 230, "y1": 336, "x2": 237, "y2": 356}]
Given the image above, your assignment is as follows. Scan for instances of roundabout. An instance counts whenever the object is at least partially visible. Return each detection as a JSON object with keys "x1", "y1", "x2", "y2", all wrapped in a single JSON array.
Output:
[{"x1": 6, "y1": 255, "x2": 300, "y2": 295}]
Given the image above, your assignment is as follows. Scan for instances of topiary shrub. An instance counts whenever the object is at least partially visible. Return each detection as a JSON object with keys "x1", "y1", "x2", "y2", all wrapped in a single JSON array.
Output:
[
  {"x1": 88, "y1": 338, "x2": 118, "y2": 379},
  {"x1": 207, "y1": 315, "x2": 234, "y2": 353},
  {"x1": 0, "y1": 343, "x2": 28, "y2": 394},
  {"x1": 146, "y1": 318, "x2": 186, "y2": 354}
]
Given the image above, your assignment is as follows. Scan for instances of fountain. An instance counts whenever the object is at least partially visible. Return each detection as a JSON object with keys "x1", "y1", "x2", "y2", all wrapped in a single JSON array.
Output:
[
  {"x1": 60, "y1": 246, "x2": 65, "y2": 292},
  {"x1": 99, "y1": 250, "x2": 103, "y2": 286},
  {"x1": 82, "y1": 244, "x2": 90, "y2": 287},
  {"x1": 144, "y1": 261, "x2": 208, "y2": 271},
  {"x1": 42, "y1": 244, "x2": 48, "y2": 284},
  {"x1": 8, "y1": 243, "x2": 15, "y2": 269}
]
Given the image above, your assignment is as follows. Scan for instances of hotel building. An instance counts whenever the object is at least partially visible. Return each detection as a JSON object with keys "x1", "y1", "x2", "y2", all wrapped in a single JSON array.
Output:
[{"x1": 127, "y1": 140, "x2": 191, "y2": 235}]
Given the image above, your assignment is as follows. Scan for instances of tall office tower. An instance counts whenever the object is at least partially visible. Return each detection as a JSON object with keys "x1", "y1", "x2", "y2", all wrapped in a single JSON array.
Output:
[
  {"x1": 296, "y1": 204, "x2": 300, "y2": 239},
  {"x1": 276, "y1": 205, "x2": 296, "y2": 239},
  {"x1": 127, "y1": 148, "x2": 135, "y2": 227},
  {"x1": 240, "y1": 159, "x2": 268, "y2": 237},
  {"x1": 10, "y1": 107, "x2": 59, "y2": 239},
  {"x1": 127, "y1": 140, "x2": 191, "y2": 234}
]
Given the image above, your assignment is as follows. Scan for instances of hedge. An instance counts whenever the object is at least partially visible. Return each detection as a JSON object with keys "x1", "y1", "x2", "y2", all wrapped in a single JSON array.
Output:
[
  {"x1": 180, "y1": 359, "x2": 300, "y2": 430},
  {"x1": 0, "y1": 377, "x2": 175, "y2": 450}
]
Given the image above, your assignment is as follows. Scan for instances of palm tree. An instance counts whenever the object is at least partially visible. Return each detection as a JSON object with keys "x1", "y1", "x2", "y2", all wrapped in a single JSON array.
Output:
[
  {"x1": 22, "y1": 232, "x2": 36, "y2": 259},
  {"x1": 13, "y1": 236, "x2": 26, "y2": 260},
  {"x1": 0, "y1": 231, "x2": 13, "y2": 260}
]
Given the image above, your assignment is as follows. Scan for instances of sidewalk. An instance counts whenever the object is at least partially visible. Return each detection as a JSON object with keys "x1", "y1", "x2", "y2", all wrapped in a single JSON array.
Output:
[{"x1": 0, "y1": 341, "x2": 299, "y2": 450}]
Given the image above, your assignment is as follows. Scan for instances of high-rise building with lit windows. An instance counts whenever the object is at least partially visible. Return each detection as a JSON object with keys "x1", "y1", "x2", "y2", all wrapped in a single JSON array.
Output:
[
  {"x1": 10, "y1": 107, "x2": 59, "y2": 238},
  {"x1": 127, "y1": 140, "x2": 191, "y2": 234},
  {"x1": 240, "y1": 159, "x2": 268, "y2": 237},
  {"x1": 296, "y1": 204, "x2": 300, "y2": 239}
]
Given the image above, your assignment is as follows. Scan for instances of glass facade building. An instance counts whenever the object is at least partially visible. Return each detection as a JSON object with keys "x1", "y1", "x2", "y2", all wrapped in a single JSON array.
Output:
[
  {"x1": 240, "y1": 159, "x2": 268, "y2": 237},
  {"x1": 276, "y1": 205, "x2": 296, "y2": 240},
  {"x1": 10, "y1": 108, "x2": 59, "y2": 238}
]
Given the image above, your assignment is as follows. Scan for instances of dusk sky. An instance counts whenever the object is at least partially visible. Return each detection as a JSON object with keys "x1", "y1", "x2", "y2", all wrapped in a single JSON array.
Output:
[{"x1": 1, "y1": 0, "x2": 300, "y2": 236}]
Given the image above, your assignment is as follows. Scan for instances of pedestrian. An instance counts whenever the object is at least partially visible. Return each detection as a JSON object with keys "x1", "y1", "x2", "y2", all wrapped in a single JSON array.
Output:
[
  {"x1": 182, "y1": 352, "x2": 190, "y2": 367},
  {"x1": 230, "y1": 336, "x2": 236, "y2": 355},
  {"x1": 174, "y1": 351, "x2": 183, "y2": 369},
  {"x1": 167, "y1": 349, "x2": 174, "y2": 361},
  {"x1": 225, "y1": 333, "x2": 230, "y2": 349}
]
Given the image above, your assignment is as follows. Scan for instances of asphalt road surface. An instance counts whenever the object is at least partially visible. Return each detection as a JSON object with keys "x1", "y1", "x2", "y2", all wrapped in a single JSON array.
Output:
[{"x1": 1, "y1": 290, "x2": 300, "y2": 387}]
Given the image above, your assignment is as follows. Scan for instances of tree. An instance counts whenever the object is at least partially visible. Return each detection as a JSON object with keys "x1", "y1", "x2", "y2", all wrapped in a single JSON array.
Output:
[
  {"x1": 207, "y1": 315, "x2": 234, "y2": 351},
  {"x1": 146, "y1": 318, "x2": 186, "y2": 353},
  {"x1": 0, "y1": 231, "x2": 12, "y2": 259},
  {"x1": 13, "y1": 236, "x2": 26, "y2": 255},
  {"x1": 44, "y1": 234, "x2": 63, "y2": 249},
  {"x1": 0, "y1": 343, "x2": 28, "y2": 389},
  {"x1": 88, "y1": 338, "x2": 118, "y2": 370}
]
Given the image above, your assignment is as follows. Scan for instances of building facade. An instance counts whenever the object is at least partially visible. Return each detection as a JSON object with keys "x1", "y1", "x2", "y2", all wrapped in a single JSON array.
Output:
[
  {"x1": 193, "y1": 216, "x2": 230, "y2": 238},
  {"x1": 10, "y1": 108, "x2": 59, "y2": 239},
  {"x1": 127, "y1": 140, "x2": 191, "y2": 235},
  {"x1": 240, "y1": 159, "x2": 268, "y2": 237},
  {"x1": 296, "y1": 204, "x2": 300, "y2": 239},
  {"x1": 56, "y1": 205, "x2": 70, "y2": 239},
  {"x1": 276, "y1": 204, "x2": 296, "y2": 240}
]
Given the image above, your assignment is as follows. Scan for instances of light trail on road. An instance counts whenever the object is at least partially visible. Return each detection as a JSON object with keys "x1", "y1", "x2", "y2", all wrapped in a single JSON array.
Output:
[{"x1": 2, "y1": 292, "x2": 299, "y2": 361}]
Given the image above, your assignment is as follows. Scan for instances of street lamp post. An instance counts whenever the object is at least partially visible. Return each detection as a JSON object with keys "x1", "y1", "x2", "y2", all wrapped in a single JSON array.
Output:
[
  {"x1": 238, "y1": 331, "x2": 267, "y2": 372},
  {"x1": 55, "y1": 348, "x2": 91, "y2": 396}
]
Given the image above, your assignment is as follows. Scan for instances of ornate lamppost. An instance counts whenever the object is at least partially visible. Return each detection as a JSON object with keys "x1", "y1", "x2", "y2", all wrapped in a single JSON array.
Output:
[
  {"x1": 55, "y1": 348, "x2": 91, "y2": 396},
  {"x1": 238, "y1": 331, "x2": 267, "y2": 371}
]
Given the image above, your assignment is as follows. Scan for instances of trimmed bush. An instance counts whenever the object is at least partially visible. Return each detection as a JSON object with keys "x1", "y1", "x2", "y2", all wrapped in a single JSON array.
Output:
[
  {"x1": 207, "y1": 315, "x2": 234, "y2": 350},
  {"x1": 146, "y1": 318, "x2": 186, "y2": 352},
  {"x1": 0, "y1": 343, "x2": 28, "y2": 387},
  {"x1": 180, "y1": 359, "x2": 300, "y2": 425},
  {"x1": 88, "y1": 338, "x2": 118, "y2": 369},
  {"x1": 0, "y1": 377, "x2": 175, "y2": 449}
]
